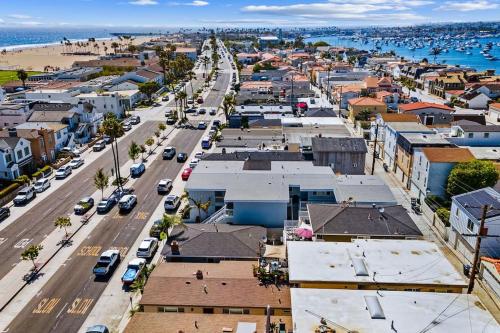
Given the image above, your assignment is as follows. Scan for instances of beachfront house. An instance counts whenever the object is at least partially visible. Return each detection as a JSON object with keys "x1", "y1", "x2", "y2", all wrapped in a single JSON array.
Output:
[
  {"x1": 0, "y1": 137, "x2": 33, "y2": 180},
  {"x1": 446, "y1": 123, "x2": 500, "y2": 147}
]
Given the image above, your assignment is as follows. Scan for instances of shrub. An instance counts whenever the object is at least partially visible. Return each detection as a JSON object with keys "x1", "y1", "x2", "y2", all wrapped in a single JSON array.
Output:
[
  {"x1": 0, "y1": 183, "x2": 20, "y2": 198},
  {"x1": 32, "y1": 165, "x2": 52, "y2": 179},
  {"x1": 14, "y1": 175, "x2": 30, "y2": 184},
  {"x1": 436, "y1": 208, "x2": 450, "y2": 227},
  {"x1": 424, "y1": 195, "x2": 451, "y2": 211}
]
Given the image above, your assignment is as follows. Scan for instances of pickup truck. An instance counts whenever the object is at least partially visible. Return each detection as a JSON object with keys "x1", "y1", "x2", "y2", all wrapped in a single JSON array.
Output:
[
  {"x1": 93, "y1": 250, "x2": 120, "y2": 277},
  {"x1": 121, "y1": 258, "x2": 146, "y2": 285}
]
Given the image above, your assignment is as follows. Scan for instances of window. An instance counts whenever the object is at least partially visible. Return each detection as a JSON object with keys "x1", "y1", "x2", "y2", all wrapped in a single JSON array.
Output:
[
  {"x1": 353, "y1": 163, "x2": 358, "y2": 168},
  {"x1": 24, "y1": 147, "x2": 29, "y2": 156},
  {"x1": 158, "y1": 307, "x2": 184, "y2": 313},
  {"x1": 203, "y1": 308, "x2": 214, "y2": 314},
  {"x1": 467, "y1": 219, "x2": 474, "y2": 232},
  {"x1": 5, "y1": 154, "x2": 12, "y2": 163},
  {"x1": 468, "y1": 133, "x2": 474, "y2": 138},
  {"x1": 417, "y1": 171, "x2": 420, "y2": 180},
  {"x1": 484, "y1": 133, "x2": 489, "y2": 138},
  {"x1": 223, "y1": 308, "x2": 245, "y2": 314},
  {"x1": 16, "y1": 150, "x2": 22, "y2": 160},
  {"x1": 455, "y1": 207, "x2": 459, "y2": 216}
]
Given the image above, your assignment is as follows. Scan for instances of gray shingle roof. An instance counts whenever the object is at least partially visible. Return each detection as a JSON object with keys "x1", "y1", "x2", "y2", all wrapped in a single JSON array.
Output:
[
  {"x1": 454, "y1": 187, "x2": 500, "y2": 219},
  {"x1": 32, "y1": 103, "x2": 74, "y2": 112},
  {"x1": 458, "y1": 124, "x2": 500, "y2": 133},
  {"x1": 203, "y1": 151, "x2": 304, "y2": 162},
  {"x1": 162, "y1": 224, "x2": 266, "y2": 261},
  {"x1": 308, "y1": 204, "x2": 423, "y2": 237},
  {"x1": 312, "y1": 137, "x2": 367, "y2": 153}
]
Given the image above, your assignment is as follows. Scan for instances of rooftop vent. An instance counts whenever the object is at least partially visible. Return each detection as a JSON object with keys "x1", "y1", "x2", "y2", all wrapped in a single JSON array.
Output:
[
  {"x1": 352, "y1": 258, "x2": 369, "y2": 276},
  {"x1": 364, "y1": 296, "x2": 385, "y2": 319}
]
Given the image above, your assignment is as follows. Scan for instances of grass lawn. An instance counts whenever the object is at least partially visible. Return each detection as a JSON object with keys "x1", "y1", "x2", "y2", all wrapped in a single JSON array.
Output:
[{"x1": 0, "y1": 70, "x2": 42, "y2": 85}]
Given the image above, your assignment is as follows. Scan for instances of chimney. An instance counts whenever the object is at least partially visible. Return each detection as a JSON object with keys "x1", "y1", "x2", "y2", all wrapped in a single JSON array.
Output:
[
  {"x1": 170, "y1": 241, "x2": 180, "y2": 255},
  {"x1": 196, "y1": 270, "x2": 203, "y2": 280},
  {"x1": 8, "y1": 128, "x2": 17, "y2": 137}
]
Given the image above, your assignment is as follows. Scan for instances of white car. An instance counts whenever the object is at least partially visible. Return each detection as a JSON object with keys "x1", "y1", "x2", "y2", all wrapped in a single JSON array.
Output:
[
  {"x1": 194, "y1": 151, "x2": 205, "y2": 159},
  {"x1": 33, "y1": 178, "x2": 50, "y2": 193},
  {"x1": 136, "y1": 237, "x2": 159, "y2": 259},
  {"x1": 164, "y1": 194, "x2": 181, "y2": 211},
  {"x1": 189, "y1": 158, "x2": 200, "y2": 169},
  {"x1": 68, "y1": 157, "x2": 84, "y2": 169},
  {"x1": 55, "y1": 165, "x2": 72, "y2": 179},
  {"x1": 118, "y1": 194, "x2": 137, "y2": 212},
  {"x1": 157, "y1": 179, "x2": 173, "y2": 194}
]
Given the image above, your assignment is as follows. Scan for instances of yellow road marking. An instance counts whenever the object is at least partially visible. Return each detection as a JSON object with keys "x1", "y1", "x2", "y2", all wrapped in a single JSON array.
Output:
[
  {"x1": 32, "y1": 298, "x2": 60, "y2": 314},
  {"x1": 77, "y1": 246, "x2": 102, "y2": 256},
  {"x1": 109, "y1": 246, "x2": 128, "y2": 257},
  {"x1": 67, "y1": 298, "x2": 94, "y2": 315},
  {"x1": 135, "y1": 211, "x2": 149, "y2": 220},
  {"x1": 112, "y1": 211, "x2": 125, "y2": 220}
]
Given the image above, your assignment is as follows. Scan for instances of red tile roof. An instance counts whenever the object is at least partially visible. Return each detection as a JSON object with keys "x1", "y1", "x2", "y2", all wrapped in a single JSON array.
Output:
[
  {"x1": 348, "y1": 97, "x2": 386, "y2": 107},
  {"x1": 399, "y1": 102, "x2": 453, "y2": 112}
]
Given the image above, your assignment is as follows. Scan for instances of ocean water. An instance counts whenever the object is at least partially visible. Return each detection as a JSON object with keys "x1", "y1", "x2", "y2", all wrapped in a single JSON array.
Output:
[
  {"x1": 0, "y1": 28, "x2": 117, "y2": 50},
  {"x1": 305, "y1": 35, "x2": 500, "y2": 74}
]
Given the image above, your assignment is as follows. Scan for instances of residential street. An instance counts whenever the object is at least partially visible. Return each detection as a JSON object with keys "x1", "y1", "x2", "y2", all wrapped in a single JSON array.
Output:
[{"x1": 3, "y1": 45, "x2": 232, "y2": 333}]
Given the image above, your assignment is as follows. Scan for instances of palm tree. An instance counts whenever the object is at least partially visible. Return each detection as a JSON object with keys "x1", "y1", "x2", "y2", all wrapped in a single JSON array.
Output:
[
  {"x1": 430, "y1": 47, "x2": 442, "y2": 64},
  {"x1": 188, "y1": 197, "x2": 211, "y2": 223},
  {"x1": 54, "y1": 216, "x2": 72, "y2": 238},
  {"x1": 222, "y1": 94, "x2": 235, "y2": 123},
  {"x1": 94, "y1": 168, "x2": 109, "y2": 199},
  {"x1": 176, "y1": 91, "x2": 187, "y2": 120},
  {"x1": 187, "y1": 71, "x2": 196, "y2": 95},
  {"x1": 202, "y1": 56, "x2": 210, "y2": 81},
  {"x1": 17, "y1": 69, "x2": 28, "y2": 89},
  {"x1": 111, "y1": 42, "x2": 119, "y2": 54},
  {"x1": 128, "y1": 141, "x2": 140, "y2": 162},
  {"x1": 101, "y1": 114, "x2": 125, "y2": 190},
  {"x1": 158, "y1": 213, "x2": 186, "y2": 238}
]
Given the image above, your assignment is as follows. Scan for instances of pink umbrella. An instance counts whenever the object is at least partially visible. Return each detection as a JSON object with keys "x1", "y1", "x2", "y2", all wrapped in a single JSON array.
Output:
[{"x1": 295, "y1": 228, "x2": 313, "y2": 239}]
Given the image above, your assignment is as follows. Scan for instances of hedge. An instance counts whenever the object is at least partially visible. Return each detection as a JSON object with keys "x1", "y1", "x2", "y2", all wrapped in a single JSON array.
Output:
[
  {"x1": 32, "y1": 165, "x2": 52, "y2": 179},
  {"x1": 436, "y1": 208, "x2": 451, "y2": 227},
  {"x1": 0, "y1": 183, "x2": 20, "y2": 198}
]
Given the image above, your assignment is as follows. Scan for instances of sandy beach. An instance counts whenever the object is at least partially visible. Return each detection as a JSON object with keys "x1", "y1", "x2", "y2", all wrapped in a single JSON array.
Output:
[{"x1": 0, "y1": 36, "x2": 153, "y2": 72}]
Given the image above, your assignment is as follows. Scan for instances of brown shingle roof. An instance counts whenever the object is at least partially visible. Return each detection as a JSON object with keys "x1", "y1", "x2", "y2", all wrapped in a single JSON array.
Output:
[
  {"x1": 140, "y1": 277, "x2": 291, "y2": 309},
  {"x1": 421, "y1": 147, "x2": 474, "y2": 163},
  {"x1": 380, "y1": 113, "x2": 420, "y2": 123},
  {"x1": 151, "y1": 261, "x2": 255, "y2": 279},
  {"x1": 124, "y1": 313, "x2": 292, "y2": 333},
  {"x1": 348, "y1": 97, "x2": 386, "y2": 106}
]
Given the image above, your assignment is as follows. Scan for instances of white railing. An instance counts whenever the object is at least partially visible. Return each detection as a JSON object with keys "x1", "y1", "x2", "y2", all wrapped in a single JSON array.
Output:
[{"x1": 201, "y1": 205, "x2": 228, "y2": 224}]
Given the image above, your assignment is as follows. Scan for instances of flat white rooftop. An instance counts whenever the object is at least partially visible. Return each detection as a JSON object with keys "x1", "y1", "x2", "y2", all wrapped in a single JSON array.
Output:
[
  {"x1": 291, "y1": 289, "x2": 499, "y2": 333},
  {"x1": 288, "y1": 239, "x2": 466, "y2": 287},
  {"x1": 281, "y1": 117, "x2": 344, "y2": 127}
]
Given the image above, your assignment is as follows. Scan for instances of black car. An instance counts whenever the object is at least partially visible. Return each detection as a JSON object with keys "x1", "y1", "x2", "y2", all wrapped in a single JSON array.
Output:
[
  {"x1": 102, "y1": 135, "x2": 114, "y2": 144},
  {"x1": 213, "y1": 120, "x2": 221, "y2": 127},
  {"x1": 96, "y1": 196, "x2": 117, "y2": 214},
  {"x1": 149, "y1": 220, "x2": 163, "y2": 238},
  {"x1": 129, "y1": 116, "x2": 141, "y2": 125},
  {"x1": 184, "y1": 108, "x2": 197, "y2": 114},
  {"x1": 166, "y1": 117, "x2": 176, "y2": 125},
  {"x1": 177, "y1": 152, "x2": 188, "y2": 162},
  {"x1": 115, "y1": 188, "x2": 135, "y2": 200},
  {"x1": 0, "y1": 207, "x2": 10, "y2": 221}
]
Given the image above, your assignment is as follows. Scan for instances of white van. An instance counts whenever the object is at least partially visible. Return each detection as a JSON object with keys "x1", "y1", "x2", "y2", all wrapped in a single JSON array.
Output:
[{"x1": 34, "y1": 178, "x2": 50, "y2": 193}]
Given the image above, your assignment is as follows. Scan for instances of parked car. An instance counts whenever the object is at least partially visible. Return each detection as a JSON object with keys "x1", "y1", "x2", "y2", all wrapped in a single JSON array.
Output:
[
  {"x1": 198, "y1": 121, "x2": 207, "y2": 130},
  {"x1": 55, "y1": 165, "x2": 72, "y2": 179},
  {"x1": 130, "y1": 163, "x2": 145, "y2": 178},
  {"x1": 74, "y1": 196, "x2": 95, "y2": 215},
  {"x1": 189, "y1": 158, "x2": 200, "y2": 169},
  {"x1": 187, "y1": 98, "x2": 194, "y2": 105},
  {"x1": 136, "y1": 237, "x2": 159, "y2": 259},
  {"x1": 166, "y1": 117, "x2": 176, "y2": 125},
  {"x1": 122, "y1": 122, "x2": 132, "y2": 131},
  {"x1": 96, "y1": 196, "x2": 117, "y2": 214},
  {"x1": 410, "y1": 96, "x2": 419, "y2": 103},
  {"x1": 184, "y1": 108, "x2": 197, "y2": 114},
  {"x1": 198, "y1": 108, "x2": 206, "y2": 115},
  {"x1": 194, "y1": 151, "x2": 205, "y2": 159},
  {"x1": 118, "y1": 194, "x2": 137, "y2": 212},
  {"x1": 129, "y1": 115, "x2": 141, "y2": 125},
  {"x1": 93, "y1": 141, "x2": 106, "y2": 152},
  {"x1": 177, "y1": 152, "x2": 188, "y2": 162},
  {"x1": 165, "y1": 109, "x2": 173, "y2": 117},
  {"x1": 13, "y1": 186, "x2": 36, "y2": 206},
  {"x1": 149, "y1": 219, "x2": 164, "y2": 238},
  {"x1": 68, "y1": 157, "x2": 84, "y2": 169},
  {"x1": 209, "y1": 108, "x2": 217, "y2": 115},
  {"x1": 181, "y1": 168, "x2": 192, "y2": 181},
  {"x1": 0, "y1": 207, "x2": 10, "y2": 221},
  {"x1": 33, "y1": 178, "x2": 50, "y2": 193},
  {"x1": 197, "y1": 97, "x2": 204, "y2": 104},
  {"x1": 121, "y1": 258, "x2": 146, "y2": 285},
  {"x1": 212, "y1": 119, "x2": 221, "y2": 127},
  {"x1": 162, "y1": 146, "x2": 176, "y2": 160},
  {"x1": 61, "y1": 147, "x2": 80, "y2": 157},
  {"x1": 157, "y1": 179, "x2": 173, "y2": 194},
  {"x1": 85, "y1": 325, "x2": 109, "y2": 333},
  {"x1": 102, "y1": 135, "x2": 113, "y2": 144},
  {"x1": 164, "y1": 194, "x2": 181, "y2": 211},
  {"x1": 93, "y1": 250, "x2": 120, "y2": 277},
  {"x1": 115, "y1": 187, "x2": 134, "y2": 200},
  {"x1": 162, "y1": 95, "x2": 170, "y2": 102}
]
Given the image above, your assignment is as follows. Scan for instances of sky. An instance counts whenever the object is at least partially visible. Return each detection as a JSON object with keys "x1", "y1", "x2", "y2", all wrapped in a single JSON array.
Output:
[{"x1": 0, "y1": 0, "x2": 499, "y2": 28}]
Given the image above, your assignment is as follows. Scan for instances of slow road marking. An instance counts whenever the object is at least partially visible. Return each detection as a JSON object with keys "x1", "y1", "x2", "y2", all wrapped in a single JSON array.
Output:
[
  {"x1": 77, "y1": 246, "x2": 102, "y2": 257},
  {"x1": 32, "y1": 298, "x2": 61, "y2": 314},
  {"x1": 109, "y1": 246, "x2": 128, "y2": 257},
  {"x1": 135, "y1": 211, "x2": 149, "y2": 220},
  {"x1": 67, "y1": 298, "x2": 94, "y2": 315}
]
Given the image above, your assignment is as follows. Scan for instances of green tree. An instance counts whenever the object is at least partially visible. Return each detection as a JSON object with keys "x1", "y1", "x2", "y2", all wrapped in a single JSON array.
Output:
[
  {"x1": 158, "y1": 123, "x2": 167, "y2": 139},
  {"x1": 128, "y1": 141, "x2": 141, "y2": 163},
  {"x1": 111, "y1": 41, "x2": 119, "y2": 54},
  {"x1": 430, "y1": 47, "x2": 442, "y2": 64},
  {"x1": 127, "y1": 44, "x2": 138, "y2": 54},
  {"x1": 101, "y1": 113, "x2": 125, "y2": 190},
  {"x1": 313, "y1": 41, "x2": 330, "y2": 47},
  {"x1": 293, "y1": 35, "x2": 305, "y2": 49},
  {"x1": 94, "y1": 167, "x2": 109, "y2": 199},
  {"x1": 139, "y1": 81, "x2": 160, "y2": 103},
  {"x1": 222, "y1": 94, "x2": 235, "y2": 123},
  {"x1": 139, "y1": 144, "x2": 146, "y2": 161},
  {"x1": 21, "y1": 244, "x2": 43, "y2": 270},
  {"x1": 154, "y1": 130, "x2": 161, "y2": 146},
  {"x1": 188, "y1": 197, "x2": 211, "y2": 223},
  {"x1": 447, "y1": 160, "x2": 499, "y2": 197},
  {"x1": 54, "y1": 216, "x2": 72, "y2": 238},
  {"x1": 145, "y1": 137, "x2": 154, "y2": 153},
  {"x1": 157, "y1": 213, "x2": 186, "y2": 238},
  {"x1": 17, "y1": 69, "x2": 28, "y2": 89}
]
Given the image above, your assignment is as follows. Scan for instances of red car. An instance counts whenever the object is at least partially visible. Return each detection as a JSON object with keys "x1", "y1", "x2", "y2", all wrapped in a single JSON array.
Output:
[{"x1": 181, "y1": 168, "x2": 192, "y2": 181}]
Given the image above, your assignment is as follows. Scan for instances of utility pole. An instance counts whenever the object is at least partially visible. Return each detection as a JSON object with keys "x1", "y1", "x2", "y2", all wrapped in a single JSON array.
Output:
[
  {"x1": 467, "y1": 204, "x2": 489, "y2": 294},
  {"x1": 371, "y1": 123, "x2": 379, "y2": 175}
]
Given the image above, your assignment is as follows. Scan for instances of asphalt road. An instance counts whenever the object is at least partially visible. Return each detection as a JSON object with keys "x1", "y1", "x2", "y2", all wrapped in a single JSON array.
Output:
[
  {"x1": 5, "y1": 48, "x2": 231, "y2": 333},
  {"x1": 0, "y1": 49, "x2": 214, "y2": 281}
]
